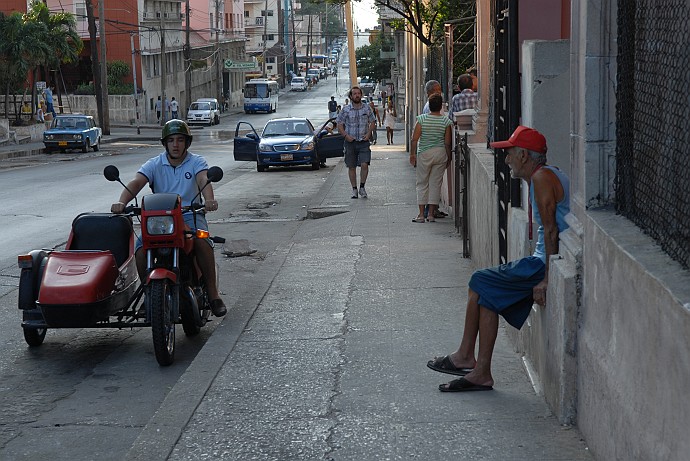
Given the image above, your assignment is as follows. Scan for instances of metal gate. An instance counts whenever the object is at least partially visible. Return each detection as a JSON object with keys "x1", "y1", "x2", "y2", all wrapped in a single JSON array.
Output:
[{"x1": 491, "y1": 0, "x2": 521, "y2": 264}]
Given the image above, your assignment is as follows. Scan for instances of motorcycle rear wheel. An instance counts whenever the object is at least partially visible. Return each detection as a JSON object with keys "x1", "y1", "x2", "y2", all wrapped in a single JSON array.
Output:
[{"x1": 149, "y1": 279, "x2": 175, "y2": 366}]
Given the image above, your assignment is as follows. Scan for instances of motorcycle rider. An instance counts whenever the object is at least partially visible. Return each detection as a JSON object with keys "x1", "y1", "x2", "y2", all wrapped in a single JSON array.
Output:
[{"x1": 110, "y1": 120, "x2": 227, "y2": 317}]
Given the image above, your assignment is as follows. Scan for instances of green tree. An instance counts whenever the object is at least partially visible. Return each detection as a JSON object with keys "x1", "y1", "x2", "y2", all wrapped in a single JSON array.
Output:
[
  {"x1": 0, "y1": 12, "x2": 50, "y2": 122},
  {"x1": 355, "y1": 33, "x2": 394, "y2": 82},
  {"x1": 24, "y1": 0, "x2": 83, "y2": 81}
]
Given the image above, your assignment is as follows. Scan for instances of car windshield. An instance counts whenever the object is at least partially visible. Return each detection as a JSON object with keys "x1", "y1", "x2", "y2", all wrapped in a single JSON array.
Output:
[
  {"x1": 191, "y1": 103, "x2": 210, "y2": 110},
  {"x1": 54, "y1": 118, "x2": 79, "y2": 129},
  {"x1": 262, "y1": 120, "x2": 312, "y2": 137}
]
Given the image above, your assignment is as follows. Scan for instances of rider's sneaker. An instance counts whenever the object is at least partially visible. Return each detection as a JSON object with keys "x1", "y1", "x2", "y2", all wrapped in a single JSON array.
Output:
[
  {"x1": 359, "y1": 186, "x2": 368, "y2": 198},
  {"x1": 351, "y1": 188, "x2": 359, "y2": 199},
  {"x1": 211, "y1": 299, "x2": 227, "y2": 317}
]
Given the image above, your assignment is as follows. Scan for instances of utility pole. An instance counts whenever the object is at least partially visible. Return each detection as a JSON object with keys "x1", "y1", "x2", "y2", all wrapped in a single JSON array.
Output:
[
  {"x1": 160, "y1": 15, "x2": 167, "y2": 126},
  {"x1": 184, "y1": 0, "x2": 191, "y2": 118},
  {"x1": 344, "y1": 0, "x2": 357, "y2": 87},
  {"x1": 85, "y1": 0, "x2": 103, "y2": 127},
  {"x1": 262, "y1": 0, "x2": 268, "y2": 77},
  {"x1": 130, "y1": 32, "x2": 141, "y2": 134},
  {"x1": 215, "y1": 0, "x2": 222, "y2": 101},
  {"x1": 98, "y1": 0, "x2": 111, "y2": 134},
  {"x1": 291, "y1": 0, "x2": 298, "y2": 74}
]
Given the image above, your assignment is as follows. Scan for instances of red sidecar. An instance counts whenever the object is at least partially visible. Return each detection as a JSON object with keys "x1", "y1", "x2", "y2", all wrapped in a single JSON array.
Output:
[{"x1": 18, "y1": 213, "x2": 141, "y2": 345}]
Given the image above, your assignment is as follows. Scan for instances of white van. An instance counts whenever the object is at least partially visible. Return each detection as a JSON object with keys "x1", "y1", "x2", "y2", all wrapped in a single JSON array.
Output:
[{"x1": 187, "y1": 98, "x2": 221, "y2": 126}]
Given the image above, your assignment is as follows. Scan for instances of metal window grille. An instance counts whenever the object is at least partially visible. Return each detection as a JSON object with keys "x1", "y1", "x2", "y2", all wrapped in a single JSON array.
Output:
[{"x1": 616, "y1": 0, "x2": 690, "y2": 269}]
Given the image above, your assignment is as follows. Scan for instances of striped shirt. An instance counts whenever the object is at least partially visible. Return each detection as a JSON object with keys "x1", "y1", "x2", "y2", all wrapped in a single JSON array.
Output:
[{"x1": 415, "y1": 113, "x2": 453, "y2": 153}]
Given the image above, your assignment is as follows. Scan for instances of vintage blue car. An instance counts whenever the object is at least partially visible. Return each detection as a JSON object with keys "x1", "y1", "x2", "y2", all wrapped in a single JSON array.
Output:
[
  {"x1": 43, "y1": 114, "x2": 102, "y2": 153},
  {"x1": 233, "y1": 117, "x2": 344, "y2": 172}
]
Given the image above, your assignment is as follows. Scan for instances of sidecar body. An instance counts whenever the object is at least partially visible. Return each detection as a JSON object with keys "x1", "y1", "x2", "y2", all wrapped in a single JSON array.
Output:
[{"x1": 19, "y1": 213, "x2": 140, "y2": 334}]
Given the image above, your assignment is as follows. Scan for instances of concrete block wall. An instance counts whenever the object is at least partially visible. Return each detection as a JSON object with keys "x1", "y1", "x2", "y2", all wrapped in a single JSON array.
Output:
[{"x1": 578, "y1": 211, "x2": 690, "y2": 459}]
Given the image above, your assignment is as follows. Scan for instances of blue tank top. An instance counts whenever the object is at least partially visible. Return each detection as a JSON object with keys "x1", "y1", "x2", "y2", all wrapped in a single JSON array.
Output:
[{"x1": 530, "y1": 165, "x2": 570, "y2": 262}]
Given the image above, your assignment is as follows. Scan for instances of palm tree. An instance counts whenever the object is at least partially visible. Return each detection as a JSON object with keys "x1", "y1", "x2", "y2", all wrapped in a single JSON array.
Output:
[
  {"x1": 0, "y1": 12, "x2": 50, "y2": 123},
  {"x1": 24, "y1": 1, "x2": 83, "y2": 113}
]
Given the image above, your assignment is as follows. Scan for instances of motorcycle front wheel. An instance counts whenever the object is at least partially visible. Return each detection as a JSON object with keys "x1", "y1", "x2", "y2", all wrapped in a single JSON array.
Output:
[{"x1": 149, "y1": 279, "x2": 175, "y2": 366}]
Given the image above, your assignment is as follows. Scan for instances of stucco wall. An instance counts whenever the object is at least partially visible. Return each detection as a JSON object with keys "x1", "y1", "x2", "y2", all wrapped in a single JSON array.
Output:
[
  {"x1": 578, "y1": 210, "x2": 690, "y2": 459},
  {"x1": 467, "y1": 146, "x2": 499, "y2": 269}
]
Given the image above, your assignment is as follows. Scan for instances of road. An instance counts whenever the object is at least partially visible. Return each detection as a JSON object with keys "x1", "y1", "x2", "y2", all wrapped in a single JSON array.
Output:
[{"x1": 0, "y1": 75, "x2": 347, "y2": 460}]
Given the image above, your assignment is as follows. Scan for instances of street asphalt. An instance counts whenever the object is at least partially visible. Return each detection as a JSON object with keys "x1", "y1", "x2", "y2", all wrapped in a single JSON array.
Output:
[{"x1": 1, "y1": 120, "x2": 594, "y2": 460}]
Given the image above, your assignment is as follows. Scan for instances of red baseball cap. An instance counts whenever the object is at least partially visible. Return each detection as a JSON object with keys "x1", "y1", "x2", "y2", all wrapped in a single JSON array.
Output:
[{"x1": 490, "y1": 125, "x2": 547, "y2": 154}]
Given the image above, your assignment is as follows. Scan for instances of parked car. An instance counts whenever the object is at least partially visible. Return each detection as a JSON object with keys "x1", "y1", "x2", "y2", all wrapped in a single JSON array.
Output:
[
  {"x1": 187, "y1": 98, "x2": 221, "y2": 126},
  {"x1": 306, "y1": 68, "x2": 320, "y2": 83},
  {"x1": 233, "y1": 117, "x2": 345, "y2": 172},
  {"x1": 360, "y1": 76, "x2": 375, "y2": 95},
  {"x1": 43, "y1": 114, "x2": 102, "y2": 153},
  {"x1": 291, "y1": 76, "x2": 308, "y2": 92}
]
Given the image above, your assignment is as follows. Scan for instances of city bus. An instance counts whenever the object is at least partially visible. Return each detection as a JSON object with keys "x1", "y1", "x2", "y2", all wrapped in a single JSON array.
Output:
[{"x1": 243, "y1": 79, "x2": 279, "y2": 114}]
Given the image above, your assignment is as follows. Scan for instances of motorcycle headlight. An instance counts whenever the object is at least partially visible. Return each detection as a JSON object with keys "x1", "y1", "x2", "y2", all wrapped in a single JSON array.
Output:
[
  {"x1": 300, "y1": 140, "x2": 315, "y2": 150},
  {"x1": 146, "y1": 216, "x2": 175, "y2": 235},
  {"x1": 259, "y1": 143, "x2": 273, "y2": 152}
]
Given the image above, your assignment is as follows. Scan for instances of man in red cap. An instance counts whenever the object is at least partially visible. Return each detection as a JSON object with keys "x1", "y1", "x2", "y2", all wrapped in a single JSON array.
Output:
[{"x1": 427, "y1": 125, "x2": 570, "y2": 392}]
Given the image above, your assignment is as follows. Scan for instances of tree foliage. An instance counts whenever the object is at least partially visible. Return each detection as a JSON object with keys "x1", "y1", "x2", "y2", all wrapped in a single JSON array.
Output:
[{"x1": 355, "y1": 32, "x2": 394, "y2": 82}]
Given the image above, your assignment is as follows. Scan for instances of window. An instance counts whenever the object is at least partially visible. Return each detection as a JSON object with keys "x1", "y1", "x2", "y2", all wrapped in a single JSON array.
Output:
[
  {"x1": 261, "y1": 10, "x2": 273, "y2": 16},
  {"x1": 262, "y1": 34, "x2": 275, "y2": 41},
  {"x1": 75, "y1": 0, "x2": 86, "y2": 19},
  {"x1": 244, "y1": 11, "x2": 249, "y2": 17}
]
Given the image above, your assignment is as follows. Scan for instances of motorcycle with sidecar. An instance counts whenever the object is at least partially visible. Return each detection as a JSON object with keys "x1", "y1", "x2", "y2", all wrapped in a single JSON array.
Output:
[{"x1": 17, "y1": 165, "x2": 225, "y2": 366}]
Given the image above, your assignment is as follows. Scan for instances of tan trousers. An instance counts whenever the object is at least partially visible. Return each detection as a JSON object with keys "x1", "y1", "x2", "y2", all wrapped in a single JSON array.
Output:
[{"x1": 415, "y1": 146, "x2": 447, "y2": 205}]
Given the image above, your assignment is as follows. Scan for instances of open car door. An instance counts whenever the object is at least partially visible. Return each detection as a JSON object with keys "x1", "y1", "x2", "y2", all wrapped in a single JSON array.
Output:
[
  {"x1": 233, "y1": 121, "x2": 260, "y2": 161},
  {"x1": 315, "y1": 118, "x2": 345, "y2": 160}
]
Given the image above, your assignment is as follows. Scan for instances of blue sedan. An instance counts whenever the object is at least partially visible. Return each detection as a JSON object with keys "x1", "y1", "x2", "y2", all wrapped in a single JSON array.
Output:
[
  {"x1": 43, "y1": 114, "x2": 102, "y2": 153},
  {"x1": 233, "y1": 117, "x2": 344, "y2": 172}
]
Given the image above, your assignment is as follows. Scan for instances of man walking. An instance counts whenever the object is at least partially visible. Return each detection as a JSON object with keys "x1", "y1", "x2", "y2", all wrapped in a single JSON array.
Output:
[
  {"x1": 337, "y1": 86, "x2": 377, "y2": 199},
  {"x1": 170, "y1": 97, "x2": 179, "y2": 119},
  {"x1": 328, "y1": 96, "x2": 338, "y2": 119},
  {"x1": 426, "y1": 126, "x2": 570, "y2": 392},
  {"x1": 155, "y1": 96, "x2": 162, "y2": 123}
]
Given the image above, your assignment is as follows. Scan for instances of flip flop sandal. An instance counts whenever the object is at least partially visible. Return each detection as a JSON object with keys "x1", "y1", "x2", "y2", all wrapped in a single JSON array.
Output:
[
  {"x1": 412, "y1": 217, "x2": 426, "y2": 223},
  {"x1": 439, "y1": 377, "x2": 493, "y2": 392},
  {"x1": 426, "y1": 355, "x2": 473, "y2": 376}
]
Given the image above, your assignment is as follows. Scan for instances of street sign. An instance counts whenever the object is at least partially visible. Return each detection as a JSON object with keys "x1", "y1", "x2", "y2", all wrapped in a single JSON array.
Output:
[{"x1": 224, "y1": 59, "x2": 259, "y2": 71}]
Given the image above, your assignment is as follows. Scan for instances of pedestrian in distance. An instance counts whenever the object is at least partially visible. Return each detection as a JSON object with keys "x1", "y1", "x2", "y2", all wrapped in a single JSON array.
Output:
[
  {"x1": 422, "y1": 80, "x2": 443, "y2": 115},
  {"x1": 449, "y1": 74, "x2": 478, "y2": 120},
  {"x1": 155, "y1": 96, "x2": 162, "y2": 123},
  {"x1": 328, "y1": 96, "x2": 338, "y2": 120},
  {"x1": 409, "y1": 94, "x2": 453, "y2": 223},
  {"x1": 170, "y1": 97, "x2": 179, "y2": 119},
  {"x1": 35, "y1": 102, "x2": 45, "y2": 123},
  {"x1": 421, "y1": 79, "x2": 445, "y2": 219},
  {"x1": 43, "y1": 85, "x2": 56, "y2": 117},
  {"x1": 426, "y1": 125, "x2": 570, "y2": 392},
  {"x1": 381, "y1": 99, "x2": 397, "y2": 144},
  {"x1": 110, "y1": 120, "x2": 227, "y2": 318},
  {"x1": 336, "y1": 86, "x2": 377, "y2": 199},
  {"x1": 369, "y1": 100, "x2": 381, "y2": 145}
]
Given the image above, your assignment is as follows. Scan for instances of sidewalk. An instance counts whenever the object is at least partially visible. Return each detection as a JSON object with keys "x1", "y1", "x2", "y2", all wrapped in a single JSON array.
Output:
[{"x1": 125, "y1": 144, "x2": 593, "y2": 460}]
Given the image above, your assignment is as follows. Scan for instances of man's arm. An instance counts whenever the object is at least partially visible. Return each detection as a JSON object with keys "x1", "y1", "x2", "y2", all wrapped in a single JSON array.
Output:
[
  {"x1": 531, "y1": 168, "x2": 563, "y2": 306},
  {"x1": 111, "y1": 173, "x2": 148, "y2": 213},
  {"x1": 196, "y1": 170, "x2": 218, "y2": 211}
]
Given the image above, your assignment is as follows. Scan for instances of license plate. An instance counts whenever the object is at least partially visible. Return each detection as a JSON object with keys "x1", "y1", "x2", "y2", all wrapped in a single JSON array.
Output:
[
  {"x1": 280, "y1": 154, "x2": 293, "y2": 161},
  {"x1": 58, "y1": 141, "x2": 68, "y2": 146}
]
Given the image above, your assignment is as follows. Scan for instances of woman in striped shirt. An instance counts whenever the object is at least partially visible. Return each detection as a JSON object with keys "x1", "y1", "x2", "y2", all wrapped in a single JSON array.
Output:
[{"x1": 409, "y1": 93, "x2": 453, "y2": 222}]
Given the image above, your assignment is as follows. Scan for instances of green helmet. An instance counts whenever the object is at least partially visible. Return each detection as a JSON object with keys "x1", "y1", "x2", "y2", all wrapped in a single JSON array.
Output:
[{"x1": 161, "y1": 119, "x2": 192, "y2": 146}]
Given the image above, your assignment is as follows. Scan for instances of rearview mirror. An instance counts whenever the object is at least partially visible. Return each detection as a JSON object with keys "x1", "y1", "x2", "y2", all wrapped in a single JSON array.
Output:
[
  {"x1": 104, "y1": 165, "x2": 120, "y2": 182},
  {"x1": 207, "y1": 166, "x2": 223, "y2": 183}
]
